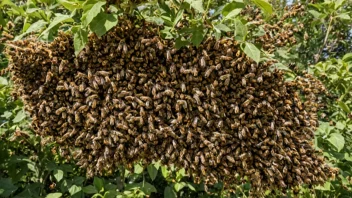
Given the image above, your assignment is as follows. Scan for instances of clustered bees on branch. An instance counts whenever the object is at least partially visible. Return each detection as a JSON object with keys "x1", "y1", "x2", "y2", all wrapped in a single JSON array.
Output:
[{"x1": 5, "y1": 14, "x2": 338, "y2": 192}]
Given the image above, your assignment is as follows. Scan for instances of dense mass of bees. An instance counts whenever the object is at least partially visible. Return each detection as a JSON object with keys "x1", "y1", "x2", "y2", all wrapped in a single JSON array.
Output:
[{"x1": 4, "y1": 12, "x2": 338, "y2": 192}]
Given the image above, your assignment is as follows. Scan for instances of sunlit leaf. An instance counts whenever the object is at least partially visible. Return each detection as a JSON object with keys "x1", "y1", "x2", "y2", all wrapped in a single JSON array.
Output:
[
  {"x1": 39, "y1": 14, "x2": 74, "y2": 39},
  {"x1": 214, "y1": 24, "x2": 231, "y2": 32},
  {"x1": 244, "y1": 42, "x2": 260, "y2": 63},
  {"x1": 46, "y1": 193, "x2": 62, "y2": 198},
  {"x1": 82, "y1": 1, "x2": 106, "y2": 27},
  {"x1": 53, "y1": 169, "x2": 64, "y2": 182},
  {"x1": 252, "y1": 0, "x2": 273, "y2": 17},
  {"x1": 222, "y1": 2, "x2": 245, "y2": 16},
  {"x1": 233, "y1": 19, "x2": 247, "y2": 41},
  {"x1": 338, "y1": 101, "x2": 350, "y2": 113},
  {"x1": 327, "y1": 133, "x2": 345, "y2": 152},
  {"x1": 174, "y1": 182, "x2": 186, "y2": 192},
  {"x1": 12, "y1": 110, "x2": 26, "y2": 123},
  {"x1": 224, "y1": 8, "x2": 242, "y2": 20},
  {"x1": 58, "y1": 0, "x2": 82, "y2": 11},
  {"x1": 184, "y1": 0, "x2": 204, "y2": 13}
]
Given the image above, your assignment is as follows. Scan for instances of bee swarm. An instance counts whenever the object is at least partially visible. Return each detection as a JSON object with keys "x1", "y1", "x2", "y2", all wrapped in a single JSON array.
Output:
[{"x1": 6, "y1": 16, "x2": 337, "y2": 192}]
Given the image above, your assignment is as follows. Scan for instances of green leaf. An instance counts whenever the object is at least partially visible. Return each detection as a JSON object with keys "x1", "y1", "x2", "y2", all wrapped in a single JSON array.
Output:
[
  {"x1": 164, "y1": 186, "x2": 176, "y2": 198},
  {"x1": 134, "y1": 164, "x2": 144, "y2": 174},
  {"x1": 93, "y1": 177, "x2": 104, "y2": 192},
  {"x1": 214, "y1": 24, "x2": 231, "y2": 32},
  {"x1": 336, "y1": 13, "x2": 351, "y2": 20},
  {"x1": 184, "y1": 0, "x2": 204, "y2": 13},
  {"x1": 175, "y1": 37, "x2": 189, "y2": 49},
  {"x1": 0, "y1": 178, "x2": 18, "y2": 197},
  {"x1": 2, "y1": 111, "x2": 12, "y2": 119},
  {"x1": 83, "y1": 185, "x2": 98, "y2": 194},
  {"x1": 187, "y1": 183, "x2": 196, "y2": 191},
  {"x1": 335, "y1": 121, "x2": 345, "y2": 130},
  {"x1": 58, "y1": 0, "x2": 82, "y2": 11},
  {"x1": 233, "y1": 19, "x2": 247, "y2": 41},
  {"x1": 342, "y1": 53, "x2": 352, "y2": 62},
  {"x1": 16, "y1": 20, "x2": 48, "y2": 40},
  {"x1": 190, "y1": 25, "x2": 207, "y2": 47},
  {"x1": 338, "y1": 101, "x2": 351, "y2": 113},
  {"x1": 68, "y1": 185, "x2": 82, "y2": 197},
  {"x1": 243, "y1": 42, "x2": 260, "y2": 63},
  {"x1": 147, "y1": 164, "x2": 158, "y2": 181},
  {"x1": 0, "y1": 77, "x2": 8, "y2": 85},
  {"x1": 104, "y1": 190, "x2": 118, "y2": 198},
  {"x1": 73, "y1": 28, "x2": 88, "y2": 56},
  {"x1": 39, "y1": 14, "x2": 74, "y2": 38},
  {"x1": 46, "y1": 193, "x2": 63, "y2": 198},
  {"x1": 315, "y1": 181, "x2": 331, "y2": 191},
  {"x1": 161, "y1": 166, "x2": 169, "y2": 178},
  {"x1": 222, "y1": 2, "x2": 245, "y2": 16},
  {"x1": 174, "y1": 182, "x2": 186, "y2": 192},
  {"x1": 53, "y1": 169, "x2": 64, "y2": 182},
  {"x1": 90, "y1": 12, "x2": 118, "y2": 37},
  {"x1": 252, "y1": 0, "x2": 273, "y2": 17},
  {"x1": 224, "y1": 8, "x2": 242, "y2": 20},
  {"x1": 335, "y1": 0, "x2": 345, "y2": 9},
  {"x1": 308, "y1": 10, "x2": 324, "y2": 19},
  {"x1": 172, "y1": 9, "x2": 184, "y2": 28},
  {"x1": 82, "y1": 1, "x2": 106, "y2": 27},
  {"x1": 176, "y1": 168, "x2": 185, "y2": 182},
  {"x1": 13, "y1": 110, "x2": 26, "y2": 123},
  {"x1": 141, "y1": 182, "x2": 157, "y2": 195},
  {"x1": 327, "y1": 133, "x2": 345, "y2": 152},
  {"x1": 253, "y1": 26, "x2": 265, "y2": 36}
]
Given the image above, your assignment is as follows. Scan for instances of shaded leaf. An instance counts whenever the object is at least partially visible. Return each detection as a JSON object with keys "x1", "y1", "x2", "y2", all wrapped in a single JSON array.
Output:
[
  {"x1": 83, "y1": 185, "x2": 97, "y2": 194},
  {"x1": 68, "y1": 185, "x2": 82, "y2": 198},
  {"x1": 214, "y1": 24, "x2": 231, "y2": 32},
  {"x1": 342, "y1": 53, "x2": 352, "y2": 62},
  {"x1": 93, "y1": 177, "x2": 104, "y2": 192},
  {"x1": 164, "y1": 186, "x2": 176, "y2": 198},
  {"x1": 338, "y1": 101, "x2": 350, "y2": 113},
  {"x1": 39, "y1": 14, "x2": 74, "y2": 38},
  {"x1": 336, "y1": 13, "x2": 350, "y2": 20},
  {"x1": 73, "y1": 28, "x2": 88, "y2": 56},
  {"x1": 141, "y1": 182, "x2": 157, "y2": 195},
  {"x1": 90, "y1": 12, "x2": 118, "y2": 37},
  {"x1": 0, "y1": 178, "x2": 18, "y2": 197},
  {"x1": 222, "y1": 2, "x2": 245, "y2": 16},
  {"x1": 147, "y1": 164, "x2": 158, "y2": 181},
  {"x1": 58, "y1": 0, "x2": 82, "y2": 11},
  {"x1": 175, "y1": 37, "x2": 190, "y2": 49}
]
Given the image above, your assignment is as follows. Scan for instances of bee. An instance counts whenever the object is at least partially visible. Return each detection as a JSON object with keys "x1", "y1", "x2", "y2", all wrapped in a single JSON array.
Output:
[
  {"x1": 166, "y1": 50, "x2": 172, "y2": 61},
  {"x1": 200, "y1": 56, "x2": 206, "y2": 67},
  {"x1": 226, "y1": 156, "x2": 236, "y2": 163},
  {"x1": 45, "y1": 71, "x2": 53, "y2": 83},
  {"x1": 55, "y1": 107, "x2": 67, "y2": 115},
  {"x1": 220, "y1": 56, "x2": 232, "y2": 61}
]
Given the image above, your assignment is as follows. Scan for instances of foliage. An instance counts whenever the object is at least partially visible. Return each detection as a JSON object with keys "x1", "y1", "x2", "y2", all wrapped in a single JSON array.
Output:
[{"x1": 0, "y1": 0, "x2": 352, "y2": 197}]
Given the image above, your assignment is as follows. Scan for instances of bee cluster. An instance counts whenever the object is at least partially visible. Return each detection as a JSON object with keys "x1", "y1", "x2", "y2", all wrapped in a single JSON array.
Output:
[{"x1": 5, "y1": 16, "x2": 337, "y2": 192}]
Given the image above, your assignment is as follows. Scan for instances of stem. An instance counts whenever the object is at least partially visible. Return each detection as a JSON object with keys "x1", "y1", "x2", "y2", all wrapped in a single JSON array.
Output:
[
  {"x1": 202, "y1": 0, "x2": 212, "y2": 20},
  {"x1": 316, "y1": 15, "x2": 334, "y2": 63}
]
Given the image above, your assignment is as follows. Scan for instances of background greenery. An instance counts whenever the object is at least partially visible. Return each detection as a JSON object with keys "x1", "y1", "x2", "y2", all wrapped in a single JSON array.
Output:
[{"x1": 0, "y1": 0, "x2": 351, "y2": 197}]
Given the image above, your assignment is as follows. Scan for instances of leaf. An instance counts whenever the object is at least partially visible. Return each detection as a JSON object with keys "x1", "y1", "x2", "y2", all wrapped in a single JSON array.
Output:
[
  {"x1": 17, "y1": 20, "x2": 48, "y2": 40},
  {"x1": 176, "y1": 168, "x2": 185, "y2": 182},
  {"x1": 141, "y1": 182, "x2": 157, "y2": 195},
  {"x1": 184, "y1": 0, "x2": 204, "y2": 13},
  {"x1": 315, "y1": 181, "x2": 331, "y2": 191},
  {"x1": 172, "y1": 9, "x2": 184, "y2": 28},
  {"x1": 222, "y1": 2, "x2": 245, "y2": 16},
  {"x1": 134, "y1": 164, "x2": 144, "y2": 174},
  {"x1": 336, "y1": 13, "x2": 351, "y2": 20},
  {"x1": 68, "y1": 185, "x2": 82, "y2": 197},
  {"x1": 338, "y1": 101, "x2": 350, "y2": 113},
  {"x1": 0, "y1": 77, "x2": 8, "y2": 85},
  {"x1": 1, "y1": 111, "x2": 12, "y2": 119},
  {"x1": 335, "y1": 0, "x2": 345, "y2": 9},
  {"x1": 161, "y1": 166, "x2": 169, "y2": 178},
  {"x1": 164, "y1": 186, "x2": 176, "y2": 198},
  {"x1": 233, "y1": 19, "x2": 247, "y2": 41},
  {"x1": 243, "y1": 42, "x2": 260, "y2": 63},
  {"x1": 0, "y1": 178, "x2": 18, "y2": 197},
  {"x1": 53, "y1": 169, "x2": 64, "y2": 182},
  {"x1": 82, "y1": 185, "x2": 98, "y2": 194},
  {"x1": 46, "y1": 193, "x2": 63, "y2": 198},
  {"x1": 187, "y1": 183, "x2": 196, "y2": 191},
  {"x1": 342, "y1": 53, "x2": 352, "y2": 62},
  {"x1": 175, "y1": 37, "x2": 189, "y2": 49},
  {"x1": 90, "y1": 12, "x2": 118, "y2": 37},
  {"x1": 308, "y1": 10, "x2": 323, "y2": 19},
  {"x1": 253, "y1": 26, "x2": 265, "y2": 36},
  {"x1": 224, "y1": 8, "x2": 242, "y2": 20},
  {"x1": 12, "y1": 110, "x2": 26, "y2": 123},
  {"x1": 147, "y1": 164, "x2": 158, "y2": 181},
  {"x1": 104, "y1": 190, "x2": 119, "y2": 198},
  {"x1": 82, "y1": 1, "x2": 106, "y2": 27},
  {"x1": 214, "y1": 24, "x2": 231, "y2": 32},
  {"x1": 73, "y1": 28, "x2": 88, "y2": 56},
  {"x1": 190, "y1": 25, "x2": 207, "y2": 47},
  {"x1": 58, "y1": 0, "x2": 82, "y2": 11},
  {"x1": 174, "y1": 182, "x2": 186, "y2": 192},
  {"x1": 252, "y1": 0, "x2": 273, "y2": 17},
  {"x1": 335, "y1": 121, "x2": 345, "y2": 130},
  {"x1": 39, "y1": 14, "x2": 74, "y2": 38},
  {"x1": 327, "y1": 133, "x2": 345, "y2": 152},
  {"x1": 93, "y1": 177, "x2": 104, "y2": 192}
]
